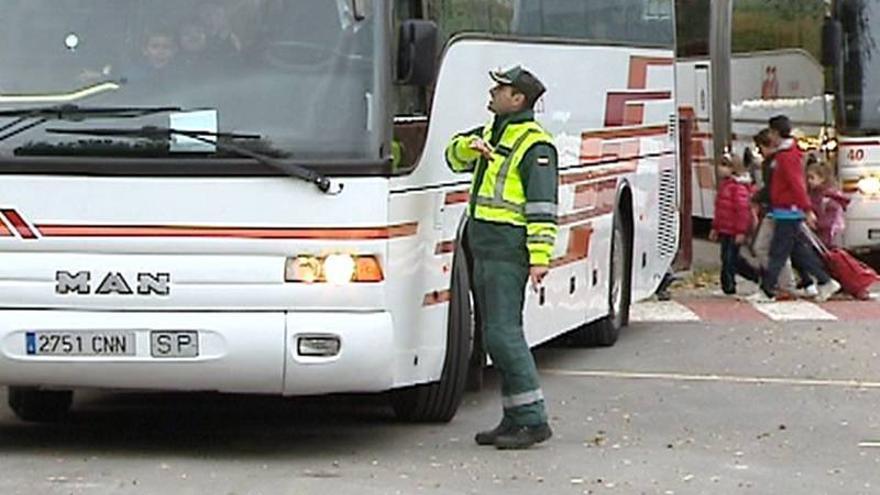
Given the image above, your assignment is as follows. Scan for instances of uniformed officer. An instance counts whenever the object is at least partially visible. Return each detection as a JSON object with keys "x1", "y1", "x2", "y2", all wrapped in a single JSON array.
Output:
[{"x1": 445, "y1": 66, "x2": 558, "y2": 450}]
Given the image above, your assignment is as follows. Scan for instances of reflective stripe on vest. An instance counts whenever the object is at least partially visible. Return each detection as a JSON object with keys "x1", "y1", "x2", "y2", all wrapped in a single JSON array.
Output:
[{"x1": 471, "y1": 121, "x2": 553, "y2": 227}]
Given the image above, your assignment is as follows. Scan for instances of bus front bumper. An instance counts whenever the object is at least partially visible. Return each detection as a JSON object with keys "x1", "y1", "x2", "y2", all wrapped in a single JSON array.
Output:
[
  {"x1": 0, "y1": 310, "x2": 395, "y2": 396},
  {"x1": 843, "y1": 198, "x2": 880, "y2": 251}
]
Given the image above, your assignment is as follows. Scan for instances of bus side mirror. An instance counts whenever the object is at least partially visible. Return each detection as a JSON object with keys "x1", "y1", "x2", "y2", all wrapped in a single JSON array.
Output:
[
  {"x1": 396, "y1": 19, "x2": 438, "y2": 87},
  {"x1": 822, "y1": 17, "x2": 842, "y2": 67}
]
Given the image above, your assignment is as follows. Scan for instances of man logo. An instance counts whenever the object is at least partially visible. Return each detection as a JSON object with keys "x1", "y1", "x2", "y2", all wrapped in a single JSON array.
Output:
[{"x1": 55, "y1": 271, "x2": 171, "y2": 296}]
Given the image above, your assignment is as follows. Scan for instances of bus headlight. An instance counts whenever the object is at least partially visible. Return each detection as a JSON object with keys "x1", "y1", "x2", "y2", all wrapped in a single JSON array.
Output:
[
  {"x1": 858, "y1": 176, "x2": 880, "y2": 196},
  {"x1": 323, "y1": 254, "x2": 356, "y2": 284},
  {"x1": 286, "y1": 255, "x2": 321, "y2": 284},
  {"x1": 284, "y1": 254, "x2": 384, "y2": 283}
]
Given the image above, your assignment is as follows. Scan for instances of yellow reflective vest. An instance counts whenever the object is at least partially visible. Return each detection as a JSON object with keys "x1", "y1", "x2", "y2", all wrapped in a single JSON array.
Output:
[{"x1": 446, "y1": 115, "x2": 558, "y2": 266}]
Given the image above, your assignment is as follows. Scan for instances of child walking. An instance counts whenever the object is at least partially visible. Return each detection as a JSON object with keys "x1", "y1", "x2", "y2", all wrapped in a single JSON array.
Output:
[
  {"x1": 710, "y1": 154, "x2": 759, "y2": 295},
  {"x1": 806, "y1": 161, "x2": 850, "y2": 248}
]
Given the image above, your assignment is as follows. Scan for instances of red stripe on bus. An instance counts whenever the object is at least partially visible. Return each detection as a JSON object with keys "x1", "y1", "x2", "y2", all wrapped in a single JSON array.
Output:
[
  {"x1": 605, "y1": 92, "x2": 672, "y2": 127},
  {"x1": 423, "y1": 289, "x2": 451, "y2": 307},
  {"x1": 560, "y1": 164, "x2": 637, "y2": 185},
  {"x1": 35, "y1": 222, "x2": 419, "y2": 240},
  {"x1": 425, "y1": 224, "x2": 596, "y2": 305},
  {"x1": 573, "y1": 178, "x2": 618, "y2": 210},
  {"x1": 435, "y1": 240, "x2": 456, "y2": 255},
  {"x1": 550, "y1": 224, "x2": 594, "y2": 269},
  {"x1": 0, "y1": 209, "x2": 37, "y2": 239},
  {"x1": 840, "y1": 140, "x2": 880, "y2": 147},
  {"x1": 628, "y1": 56, "x2": 674, "y2": 89},
  {"x1": 444, "y1": 190, "x2": 470, "y2": 205}
]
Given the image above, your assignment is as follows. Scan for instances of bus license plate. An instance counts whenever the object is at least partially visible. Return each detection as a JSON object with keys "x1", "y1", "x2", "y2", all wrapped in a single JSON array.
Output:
[
  {"x1": 150, "y1": 331, "x2": 199, "y2": 358},
  {"x1": 26, "y1": 331, "x2": 135, "y2": 357}
]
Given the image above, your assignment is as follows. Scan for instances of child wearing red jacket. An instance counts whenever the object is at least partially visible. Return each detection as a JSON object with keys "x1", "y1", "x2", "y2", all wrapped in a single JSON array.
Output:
[
  {"x1": 710, "y1": 154, "x2": 758, "y2": 295},
  {"x1": 754, "y1": 115, "x2": 839, "y2": 302}
]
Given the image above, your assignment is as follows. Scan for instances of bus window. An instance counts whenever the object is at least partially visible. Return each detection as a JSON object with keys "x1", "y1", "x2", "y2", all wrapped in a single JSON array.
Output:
[
  {"x1": 676, "y1": 0, "x2": 710, "y2": 57},
  {"x1": 393, "y1": 0, "x2": 428, "y2": 117},
  {"x1": 426, "y1": 0, "x2": 514, "y2": 43},
  {"x1": 393, "y1": 0, "x2": 431, "y2": 171},
  {"x1": 510, "y1": 0, "x2": 674, "y2": 47}
]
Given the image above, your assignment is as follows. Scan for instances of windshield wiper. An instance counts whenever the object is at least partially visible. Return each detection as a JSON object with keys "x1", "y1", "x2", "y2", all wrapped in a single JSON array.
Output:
[
  {"x1": 0, "y1": 104, "x2": 181, "y2": 143},
  {"x1": 46, "y1": 126, "x2": 343, "y2": 195}
]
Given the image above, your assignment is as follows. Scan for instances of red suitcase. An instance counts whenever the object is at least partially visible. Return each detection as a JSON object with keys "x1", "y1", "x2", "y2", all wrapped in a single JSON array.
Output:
[{"x1": 803, "y1": 226, "x2": 879, "y2": 299}]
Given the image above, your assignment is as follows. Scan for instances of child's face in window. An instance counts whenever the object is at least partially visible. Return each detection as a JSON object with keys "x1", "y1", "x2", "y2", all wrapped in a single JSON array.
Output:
[
  {"x1": 807, "y1": 172, "x2": 824, "y2": 189},
  {"x1": 180, "y1": 24, "x2": 208, "y2": 53},
  {"x1": 144, "y1": 34, "x2": 177, "y2": 68},
  {"x1": 718, "y1": 163, "x2": 732, "y2": 179}
]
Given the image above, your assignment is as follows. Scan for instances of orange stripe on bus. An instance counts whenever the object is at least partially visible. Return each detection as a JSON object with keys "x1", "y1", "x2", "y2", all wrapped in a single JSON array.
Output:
[
  {"x1": 36, "y1": 222, "x2": 419, "y2": 240},
  {"x1": 0, "y1": 218, "x2": 11, "y2": 237},
  {"x1": 582, "y1": 124, "x2": 669, "y2": 141}
]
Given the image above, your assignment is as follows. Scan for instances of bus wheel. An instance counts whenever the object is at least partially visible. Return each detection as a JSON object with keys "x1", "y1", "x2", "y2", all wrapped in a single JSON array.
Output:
[
  {"x1": 391, "y1": 246, "x2": 473, "y2": 422},
  {"x1": 8, "y1": 387, "x2": 73, "y2": 423},
  {"x1": 570, "y1": 207, "x2": 632, "y2": 347}
]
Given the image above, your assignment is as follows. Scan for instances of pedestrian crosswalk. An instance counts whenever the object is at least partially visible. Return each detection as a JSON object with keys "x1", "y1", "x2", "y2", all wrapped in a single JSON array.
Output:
[{"x1": 631, "y1": 295, "x2": 880, "y2": 323}]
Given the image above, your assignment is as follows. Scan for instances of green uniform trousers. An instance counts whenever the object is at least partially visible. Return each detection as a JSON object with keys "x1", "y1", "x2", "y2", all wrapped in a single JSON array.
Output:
[{"x1": 472, "y1": 255, "x2": 548, "y2": 427}]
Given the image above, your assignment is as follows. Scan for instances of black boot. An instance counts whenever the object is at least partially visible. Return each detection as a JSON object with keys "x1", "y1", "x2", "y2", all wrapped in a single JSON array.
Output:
[
  {"x1": 474, "y1": 420, "x2": 513, "y2": 446},
  {"x1": 494, "y1": 423, "x2": 553, "y2": 450}
]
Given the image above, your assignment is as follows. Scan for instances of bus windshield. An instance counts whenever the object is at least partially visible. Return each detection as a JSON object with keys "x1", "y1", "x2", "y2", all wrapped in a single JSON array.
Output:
[
  {"x1": 0, "y1": 0, "x2": 382, "y2": 161},
  {"x1": 841, "y1": 0, "x2": 880, "y2": 135}
]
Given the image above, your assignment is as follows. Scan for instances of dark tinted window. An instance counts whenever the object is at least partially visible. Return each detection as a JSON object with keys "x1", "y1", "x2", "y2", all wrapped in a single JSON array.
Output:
[
  {"x1": 676, "y1": 0, "x2": 709, "y2": 57},
  {"x1": 428, "y1": 0, "x2": 674, "y2": 47}
]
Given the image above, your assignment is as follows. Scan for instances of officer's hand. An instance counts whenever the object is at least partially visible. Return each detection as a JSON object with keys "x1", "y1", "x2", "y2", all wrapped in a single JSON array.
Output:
[
  {"x1": 529, "y1": 265, "x2": 549, "y2": 293},
  {"x1": 469, "y1": 138, "x2": 494, "y2": 160}
]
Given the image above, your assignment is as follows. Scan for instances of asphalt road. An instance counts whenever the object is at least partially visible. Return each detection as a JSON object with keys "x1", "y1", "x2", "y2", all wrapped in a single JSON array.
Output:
[{"x1": 2, "y1": 317, "x2": 880, "y2": 495}]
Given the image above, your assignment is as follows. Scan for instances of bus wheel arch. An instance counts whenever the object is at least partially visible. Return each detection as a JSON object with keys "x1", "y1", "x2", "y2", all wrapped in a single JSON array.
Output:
[
  {"x1": 569, "y1": 183, "x2": 634, "y2": 347},
  {"x1": 390, "y1": 220, "x2": 473, "y2": 422}
]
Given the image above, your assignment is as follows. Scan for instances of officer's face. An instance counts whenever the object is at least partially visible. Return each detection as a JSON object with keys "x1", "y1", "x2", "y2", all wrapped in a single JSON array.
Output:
[{"x1": 489, "y1": 84, "x2": 526, "y2": 115}]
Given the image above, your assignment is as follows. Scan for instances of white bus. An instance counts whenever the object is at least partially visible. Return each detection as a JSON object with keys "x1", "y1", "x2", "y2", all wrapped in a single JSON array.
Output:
[
  {"x1": 0, "y1": 0, "x2": 678, "y2": 423},
  {"x1": 825, "y1": 0, "x2": 880, "y2": 251}
]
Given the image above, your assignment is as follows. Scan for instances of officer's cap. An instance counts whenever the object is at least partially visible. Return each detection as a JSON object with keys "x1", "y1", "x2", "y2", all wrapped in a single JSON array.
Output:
[{"x1": 489, "y1": 65, "x2": 546, "y2": 103}]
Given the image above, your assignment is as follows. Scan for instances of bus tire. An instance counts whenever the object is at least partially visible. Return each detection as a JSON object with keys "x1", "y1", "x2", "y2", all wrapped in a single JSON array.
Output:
[
  {"x1": 7, "y1": 387, "x2": 73, "y2": 423},
  {"x1": 391, "y1": 245, "x2": 473, "y2": 422},
  {"x1": 570, "y1": 204, "x2": 632, "y2": 347}
]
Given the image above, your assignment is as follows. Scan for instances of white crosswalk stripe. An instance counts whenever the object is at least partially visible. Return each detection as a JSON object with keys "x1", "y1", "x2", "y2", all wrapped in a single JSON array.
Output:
[
  {"x1": 750, "y1": 300, "x2": 838, "y2": 321},
  {"x1": 630, "y1": 301, "x2": 700, "y2": 323}
]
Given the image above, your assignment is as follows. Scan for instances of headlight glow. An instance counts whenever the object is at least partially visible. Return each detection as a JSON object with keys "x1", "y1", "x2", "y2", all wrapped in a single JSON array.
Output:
[
  {"x1": 284, "y1": 254, "x2": 383, "y2": 283},
  {"x1": 858, "y1": 176, "x2": 880, "y2": 196},
  {"x1": 323, "y1": 254, "x2": 357, "y2": 284}
]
